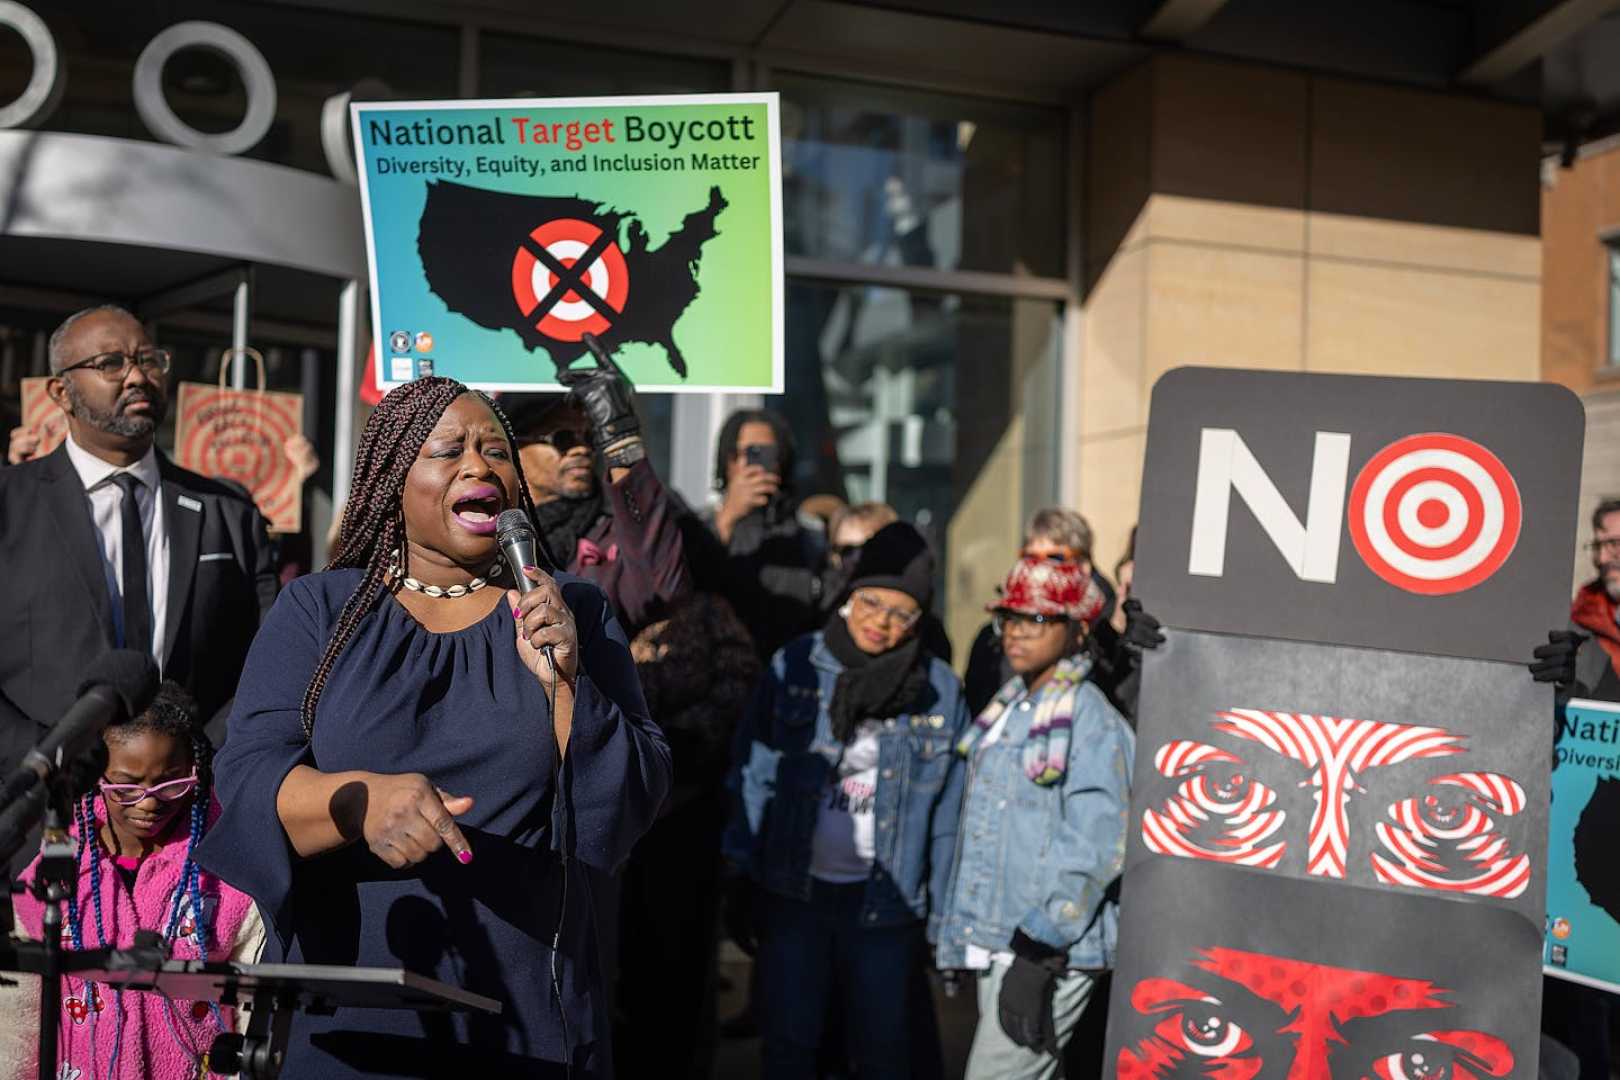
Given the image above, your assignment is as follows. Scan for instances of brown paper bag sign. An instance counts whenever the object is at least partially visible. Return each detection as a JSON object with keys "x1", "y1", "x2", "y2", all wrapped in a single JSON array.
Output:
[
  {"x1": 174, "y1": 348, "x2": 305, "y2": 534},
  {"x1": 19, "y1": 377, "x2": 69, "y2": 458}
]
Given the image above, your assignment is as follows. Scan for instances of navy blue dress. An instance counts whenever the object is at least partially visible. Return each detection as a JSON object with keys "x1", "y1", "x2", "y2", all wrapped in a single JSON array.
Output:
[{"x1": 196, "y1": 568, "x2": 671, "y2": 1078}]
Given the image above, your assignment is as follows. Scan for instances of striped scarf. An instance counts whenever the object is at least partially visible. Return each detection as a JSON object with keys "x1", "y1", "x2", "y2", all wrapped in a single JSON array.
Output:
[{"x1": 955, "y1": 653, "x2": 1091, "y2": 786}]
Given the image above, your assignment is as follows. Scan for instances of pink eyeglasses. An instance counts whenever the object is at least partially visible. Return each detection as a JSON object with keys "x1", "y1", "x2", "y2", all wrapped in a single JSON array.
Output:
[{"x1": 98, "y1": 774, "x2": 197, "y2": 807}]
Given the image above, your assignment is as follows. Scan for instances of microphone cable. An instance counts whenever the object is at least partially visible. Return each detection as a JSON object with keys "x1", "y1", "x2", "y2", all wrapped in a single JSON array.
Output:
[
  {"x1": 546, "y1": 657, "x2": 572, "y2": 1079},
  {"x1": 494, "y1": 507, "x2": 574, "y2": 1074}
]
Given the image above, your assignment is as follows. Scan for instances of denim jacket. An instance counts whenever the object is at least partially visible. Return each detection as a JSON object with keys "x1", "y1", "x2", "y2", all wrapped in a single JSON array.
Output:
[
  {"x1": 935, "y1": 674, "x2": 1134, "y2": 971},
  {"x1": 723, "y1": 631, "x2": 972, "y2": 938}
]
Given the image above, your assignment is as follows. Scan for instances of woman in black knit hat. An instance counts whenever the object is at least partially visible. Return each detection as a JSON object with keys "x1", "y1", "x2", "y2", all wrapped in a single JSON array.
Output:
[{"x1": 721, "y1": 522, "x2": 972, "y2": 1079}]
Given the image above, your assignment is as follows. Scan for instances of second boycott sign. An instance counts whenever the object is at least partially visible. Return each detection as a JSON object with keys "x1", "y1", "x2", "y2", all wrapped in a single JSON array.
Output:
[
  {"x1": 351, "y1": 93, "x2": 783, "y2": 394},
  {"x1": 1545, "y1": 698, "x2": 1620, "y2": 993}
]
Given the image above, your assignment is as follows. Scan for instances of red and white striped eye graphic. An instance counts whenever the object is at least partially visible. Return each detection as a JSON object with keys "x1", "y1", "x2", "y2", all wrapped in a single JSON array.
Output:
[
  {"x1": 1347, "y1": 433, "x2": 1522, "y2": 596},
  {"x1": 1372, "y1": 771, "x2": 1531, "y2": 899},
  {"x1": 1142, "y1": 713, "x2": 1531, "y2": 902},
  {"x1": 1211, "y1": 710, "x2": 1465, "y2": 880},
  {"x1": 1141, "y1": 740, "x2": 1286, "y2": 869}
]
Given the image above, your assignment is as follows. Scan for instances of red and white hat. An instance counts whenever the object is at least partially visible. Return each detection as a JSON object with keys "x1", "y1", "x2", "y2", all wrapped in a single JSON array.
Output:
[{"x1": 990, "y1": 556, "x2": 1106, "y2": 627}]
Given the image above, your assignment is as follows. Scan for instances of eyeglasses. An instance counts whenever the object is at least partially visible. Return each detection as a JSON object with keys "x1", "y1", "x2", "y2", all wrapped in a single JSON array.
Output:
[
  {"x1": 98, "y1": 774, "x2": 197, "y2": 807},
  {"x1": 60, "y1": 348, "x2": 173, "y2": 382},
  {"x1": 851, "y1": 590, "x2": 922, "y2": 629},
  {"x1": 1590, "y1": 536, "x2": 1620, "y2": 554},
  {"x1": 993, "y1": 610, "x2": 1071, "y2": 637},
  {"x1": 522, "y1": 428, "x2": 588, "y2": 454}
]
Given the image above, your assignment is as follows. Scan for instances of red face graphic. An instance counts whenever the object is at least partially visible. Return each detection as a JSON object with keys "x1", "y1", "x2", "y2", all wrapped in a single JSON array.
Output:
[
  {"x1": 1143, "y1": 711, "x2": 1529, "y2": 900},
  {"x1": 1117, "y1": 947, "x2": 1513, "y2": 1080}
]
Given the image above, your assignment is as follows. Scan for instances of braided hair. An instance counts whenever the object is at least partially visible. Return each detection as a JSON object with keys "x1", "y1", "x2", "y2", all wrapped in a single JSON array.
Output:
[
  {"x1": 302, "y1": 377, "x2": 544, "y2": 739},
  {"x1": 64, "y1": 681, "x2": 220, "y2": 1062},
  {"x1": 66, "y1": 682, "x2": 216, "y2": 945}
]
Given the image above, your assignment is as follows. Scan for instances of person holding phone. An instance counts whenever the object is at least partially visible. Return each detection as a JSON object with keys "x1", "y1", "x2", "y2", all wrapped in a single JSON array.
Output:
[
  {"x1": 717, "y1": 439, "x2": 785, "y2": 543},
  {"x1": 686, "y1": 408, "x2": 827, "y2": 663}
]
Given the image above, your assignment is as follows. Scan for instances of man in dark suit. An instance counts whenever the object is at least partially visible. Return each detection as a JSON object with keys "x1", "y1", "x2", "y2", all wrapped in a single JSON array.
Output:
[{"x1": 0, "y1": 306, "x2": 278, "y2": 790}]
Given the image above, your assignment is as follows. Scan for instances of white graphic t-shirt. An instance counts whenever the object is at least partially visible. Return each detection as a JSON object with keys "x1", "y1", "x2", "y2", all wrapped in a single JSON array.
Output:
[{"x1": 810, "y1": 722, "x2": 883, "y2": 883}]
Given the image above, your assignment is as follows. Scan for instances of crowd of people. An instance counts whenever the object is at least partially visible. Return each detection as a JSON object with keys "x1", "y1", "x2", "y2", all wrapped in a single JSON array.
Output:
[{"x1": 0, "y1": 302, "x2": 1607, "y2": 1080}]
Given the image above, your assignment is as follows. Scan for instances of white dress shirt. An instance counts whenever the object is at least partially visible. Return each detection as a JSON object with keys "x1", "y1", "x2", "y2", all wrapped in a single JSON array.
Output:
[{"x1": 63, "y1": 435, "x2": 170, "y2": 667}]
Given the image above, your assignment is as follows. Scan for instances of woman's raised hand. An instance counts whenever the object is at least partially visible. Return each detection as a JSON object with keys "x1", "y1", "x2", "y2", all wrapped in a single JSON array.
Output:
[
  {"x1": 358, "y1": 773, "x2": 475, "y2": 868},
  {"x1": 506, "y1": 566, "x2": 580, "y2": 689}
]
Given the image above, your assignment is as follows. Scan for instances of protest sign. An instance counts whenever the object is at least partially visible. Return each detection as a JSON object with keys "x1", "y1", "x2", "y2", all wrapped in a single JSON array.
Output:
[
  {"x1": 1128, "y1": 631, "x2": 1548, "y2": 921},
  {"x1": 351, "y1": 93, "x2": 783, "y2": 394},
  {"x1": 1545, "y1": 697, "x2": 1620, "y2": 992},
  {"x1": 1134, "y1": 368, "x2": 1583, "y2": 663},
  {"x1": 173, "y1": 350, "x2": 304, "y2": 533},
  {"x1": 1109, "y1": 368, "x2": 1583, "y2": 1079},
  {"x1": 19, "y1": 376, "x2": 67, "y2": 458},
  {"x1": 1111, "y1": 859, "x2": 1540, "y2": 1078}
]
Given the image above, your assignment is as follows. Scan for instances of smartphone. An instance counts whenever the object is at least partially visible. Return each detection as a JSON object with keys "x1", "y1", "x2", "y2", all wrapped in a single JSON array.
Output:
[{"x1": 744, "y1": 444, "x2": 781, "y2": 473}]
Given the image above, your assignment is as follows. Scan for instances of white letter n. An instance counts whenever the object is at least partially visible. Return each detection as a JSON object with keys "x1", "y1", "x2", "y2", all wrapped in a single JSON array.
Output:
[{"x1": 1187, "y1": 429, "x2": 1350, "y2": 583}]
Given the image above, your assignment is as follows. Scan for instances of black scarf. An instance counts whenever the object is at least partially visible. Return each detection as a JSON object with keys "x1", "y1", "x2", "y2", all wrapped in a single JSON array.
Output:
[
  {"x1": 534, "y1": 488, "x2": 604, "y2": 570},
  {"x1": 823, "y1": 612, "x2": 931, "y2": 744}
]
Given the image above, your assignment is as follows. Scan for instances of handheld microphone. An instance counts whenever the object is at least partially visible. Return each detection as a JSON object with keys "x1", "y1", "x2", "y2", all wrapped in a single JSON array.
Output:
[{"x1": 496, "y1": 509, "x2": 557, "y2": 678}]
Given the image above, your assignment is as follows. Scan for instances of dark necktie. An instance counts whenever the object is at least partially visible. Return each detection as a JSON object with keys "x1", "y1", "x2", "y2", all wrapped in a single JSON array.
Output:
[{"x1": 110, "y1": 473, "x2": 151, "y2": 656}]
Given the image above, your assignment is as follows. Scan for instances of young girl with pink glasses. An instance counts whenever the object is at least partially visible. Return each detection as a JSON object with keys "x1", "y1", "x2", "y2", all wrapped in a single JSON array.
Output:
[{"x1": 8, "y1": 681, "x2": 263, "y2": 1079}]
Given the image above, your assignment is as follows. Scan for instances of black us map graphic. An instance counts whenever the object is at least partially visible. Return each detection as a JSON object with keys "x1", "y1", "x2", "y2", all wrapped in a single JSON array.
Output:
[
  {"x1": 1574, "y1": 776, "x2": 1620, "y2": 923},
  {"x1": 417, "y1": 180, "x2": 728, "y2": 378}
]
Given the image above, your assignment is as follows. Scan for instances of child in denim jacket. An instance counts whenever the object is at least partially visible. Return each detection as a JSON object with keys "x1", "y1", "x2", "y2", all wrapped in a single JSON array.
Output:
[{"x1": 937, "y1": 556, "x2": 1134, "y2": 1080}]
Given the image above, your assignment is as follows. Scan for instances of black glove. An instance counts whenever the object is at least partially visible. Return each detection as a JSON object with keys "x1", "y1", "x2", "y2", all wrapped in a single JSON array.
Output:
[
  {"x1": 997, "y1": 930, "x2": 1065, "y2": 1055},
  {"x1": 722, "y1": 876, "x2": 759, "y2": 957},
  {"x1": 1121, "y1": 599, "x2": 1165, "y2": 653},
  {"x1": 560, "y1": 334, "x2": 643, "y2": 468},
  {"x1": 1530, "y1": 630, "x2": 1588, "y2": 697}
]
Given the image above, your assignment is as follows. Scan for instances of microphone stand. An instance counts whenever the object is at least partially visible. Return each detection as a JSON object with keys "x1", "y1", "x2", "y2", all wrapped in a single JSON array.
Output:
[
  {"x1": 32, "y1": 770, "x2": 81, "y2": 1080},
  {"x1": 0, "y1": 736, "x2": 125, "y2": 1080}
]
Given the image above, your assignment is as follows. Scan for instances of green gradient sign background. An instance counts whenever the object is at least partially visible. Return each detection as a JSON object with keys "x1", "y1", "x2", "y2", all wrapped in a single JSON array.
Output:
[{"x1": 352, "y1": 93, "x2": 782, "y2": 393}]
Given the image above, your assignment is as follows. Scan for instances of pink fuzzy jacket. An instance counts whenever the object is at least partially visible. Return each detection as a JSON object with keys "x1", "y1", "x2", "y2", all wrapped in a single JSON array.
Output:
[{"x1": 7, "y1": 799, "x2": 263, "y2": 1080}]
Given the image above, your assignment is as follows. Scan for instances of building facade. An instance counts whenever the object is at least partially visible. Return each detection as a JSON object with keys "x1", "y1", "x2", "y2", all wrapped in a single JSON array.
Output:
[
  {"x1": 0, "y1": 0, "x2": 1595, "y2": 653},
  {"x1": 1541, "y1": 134, "x2": 1620, "y2": 591}
]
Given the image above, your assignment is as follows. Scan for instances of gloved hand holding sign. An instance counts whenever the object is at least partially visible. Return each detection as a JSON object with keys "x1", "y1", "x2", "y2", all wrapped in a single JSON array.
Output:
[{"x1": 560, "y1": 333, "x2": 644, "y2": 470}]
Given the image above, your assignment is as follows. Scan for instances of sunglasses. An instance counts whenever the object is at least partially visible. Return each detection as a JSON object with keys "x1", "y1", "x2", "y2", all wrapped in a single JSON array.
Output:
[
  {"x1": 98, "y1": 774, "x2": 198, "y2": 807},
  {"x1": 1020, "y1": 546, "x2": 1084, "y2": 565},
  {"x1": 522, "y1": 429, "x2": 589, "y2": 454},
  {"x1": 830, "y1": 543, "x2": 862, "y2": 567},
  {"x1": 992, "y1": 610, "x2": 1071, "y2": 637}
]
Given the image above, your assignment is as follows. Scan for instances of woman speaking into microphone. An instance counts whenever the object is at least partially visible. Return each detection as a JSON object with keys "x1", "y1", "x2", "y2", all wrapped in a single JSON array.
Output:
[{"x1": 196, "y1": 377, "x2": 671, "y2": 1077}]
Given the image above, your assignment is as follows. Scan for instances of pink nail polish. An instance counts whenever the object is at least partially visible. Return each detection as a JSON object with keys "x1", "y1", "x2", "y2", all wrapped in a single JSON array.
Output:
[
  {"x1": 457, "y1": 850, "x2": 473, "y2": 865},
  {"x1": 512, "y1": 607, "x2": 521, "y2": 619},
  {"x1": 522, "y1": 565, "x2": 538, "y2": 573}
]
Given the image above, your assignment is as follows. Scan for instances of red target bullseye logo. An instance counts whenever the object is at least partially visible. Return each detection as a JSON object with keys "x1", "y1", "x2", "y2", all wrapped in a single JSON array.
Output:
[
  {"x1": 177, "y1": 389, "x2": 302, "y2": 532},
  {"x1": 510, "y1": 218, "x2": 629, "y2": 343},
  {"x1": 1347, "y1": 433, "x2": 1522, "y2": 596}
]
